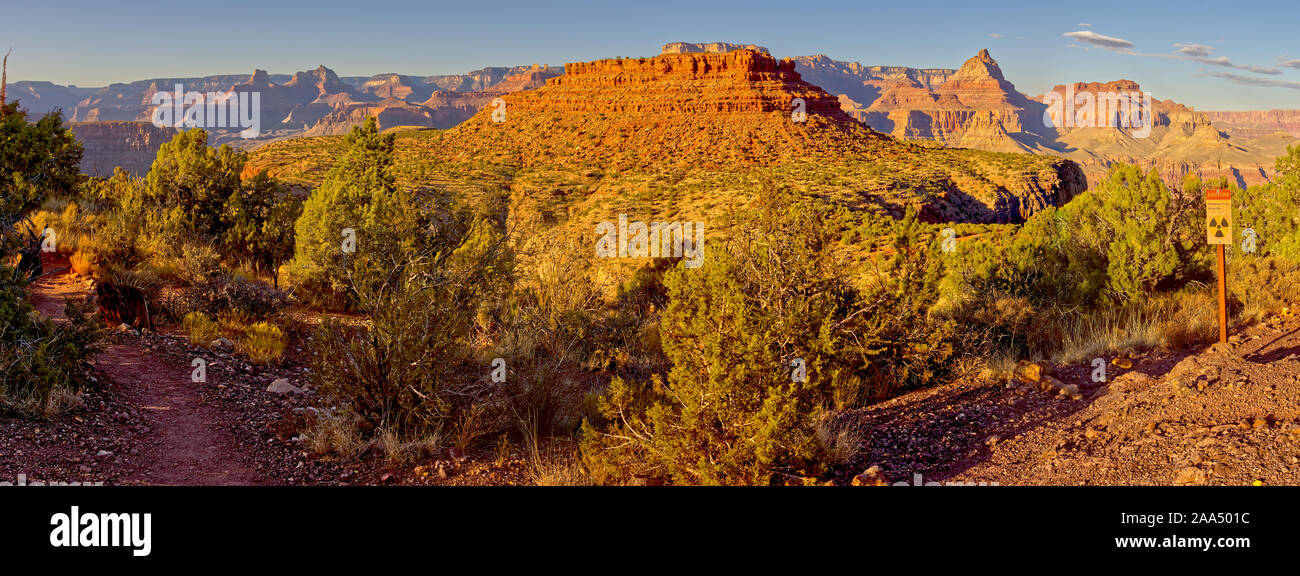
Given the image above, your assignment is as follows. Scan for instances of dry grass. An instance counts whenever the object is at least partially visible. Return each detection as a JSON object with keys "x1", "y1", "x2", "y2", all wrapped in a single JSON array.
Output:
[
  {"x1": 527, "y1": 443, "x2": 593, "y2": 486},
  {"x1": 240, "y1": 321, "x2": 286, "y2": 365},
  {"x1": 302, "y1": 410, "x2": 366, "y2": 458},
  {"x1": 816, "y1": 415, "x2": 866, "y2": 468},
  {"x1": 182, "y1": 312, "x2": 219, "y2": 347}
]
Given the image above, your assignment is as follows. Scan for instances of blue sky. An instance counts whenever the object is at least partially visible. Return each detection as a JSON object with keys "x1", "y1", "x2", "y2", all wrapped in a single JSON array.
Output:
[{"x1": 3, "y1": 0, "x2": 1298, "y2": 110}]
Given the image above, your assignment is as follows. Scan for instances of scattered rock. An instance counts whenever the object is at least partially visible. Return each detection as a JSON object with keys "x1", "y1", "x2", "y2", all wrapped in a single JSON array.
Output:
[
  {"x1": 1013, "y1": 361, "x2": 1043, "y2": 383},
  {"x1": 266, "y1": 378, "x2": 304, "y2": 395},
  {"x1": 851, "y1": 465, "x2": 889, "y2": 486},
  {"x1": 1174, "y1": 466, "x2": 1206, "y2": 486}
]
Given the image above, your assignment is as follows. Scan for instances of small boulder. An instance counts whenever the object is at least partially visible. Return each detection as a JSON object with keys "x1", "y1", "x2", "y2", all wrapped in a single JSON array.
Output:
[
  {"x1": 266, "y1": 378, "x2": 303, "y2": 395},
  {"x1": 1173, "y1": 466, "x2": 1206, "y2": 486},
  {"x1": 851, "y1": 465, "x2": 889, "y2": 486},
  {"x1": 1013, "y1": 361, "x2": 1043, "y2": 384}
]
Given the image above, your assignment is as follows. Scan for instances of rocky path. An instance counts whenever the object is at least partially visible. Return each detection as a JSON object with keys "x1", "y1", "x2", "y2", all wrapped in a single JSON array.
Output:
[
  {"x1": 836, "y1": 309, "x2": 1300, "y2": 486},
  {"x1": 24, "y1": 254, "x2": 262, "y2": 485}
]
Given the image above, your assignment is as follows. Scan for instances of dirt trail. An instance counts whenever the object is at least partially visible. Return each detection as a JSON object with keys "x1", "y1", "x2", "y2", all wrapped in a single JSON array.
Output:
[
  {"x1": 28, "y1": 253, "x2": 261, "y2": 485},
  {"x1": 837, "y1": 309, "x2": 1300, "y2": 486}
]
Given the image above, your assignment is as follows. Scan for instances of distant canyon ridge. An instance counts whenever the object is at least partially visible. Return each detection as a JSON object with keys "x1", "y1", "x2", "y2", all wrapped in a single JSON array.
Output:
[{"x1": 12, "y1": 42, "x2": 1298, "y2": 186}]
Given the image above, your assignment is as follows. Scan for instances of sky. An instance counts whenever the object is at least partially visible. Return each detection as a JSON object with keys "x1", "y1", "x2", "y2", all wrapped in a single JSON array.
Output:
[{"x1": 3, "y1": 0, "x2": 1298, "y2": 110}]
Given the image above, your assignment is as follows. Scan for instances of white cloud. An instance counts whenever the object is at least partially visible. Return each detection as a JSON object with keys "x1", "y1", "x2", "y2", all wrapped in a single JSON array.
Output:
[
  {"x1": 1240, "y1": 65, "x2": 1283, "y2": 75},
  {"x1": 1200, "y1": 71, "x2": 1300, "y2": 89},
  {"x1": 988, "y1": 33, "x2": 1003, "y2": 39},
  {"x1": 1064, "y1": 32, "x2": 1287, "y2": 83},
  {"x1": 1173, "y1": 43, "x2": 1213, "y2": 58},
  {"x1": 1168, "y1": 43, "x2": 1281, "y2": 74},
  {"x1": 1063, "y1": 30, "x2": 1134, "y2": 52}
]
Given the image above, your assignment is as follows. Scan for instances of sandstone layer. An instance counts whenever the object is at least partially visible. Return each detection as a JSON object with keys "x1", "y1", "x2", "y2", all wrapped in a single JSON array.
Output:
[{"x1": 68, "y1": 122, "x2": 178, "y2": 177}]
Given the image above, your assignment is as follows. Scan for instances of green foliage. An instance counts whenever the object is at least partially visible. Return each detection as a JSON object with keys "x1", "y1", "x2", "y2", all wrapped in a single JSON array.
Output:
[
  {"x1": 0, "y1": 105, "x2": 99, "y2": 419},
  {"x1": 1055, "y1": 165, "x2": 1204, "y2": 302},
  {"x1": 581, "y1": 190, "x2": 952, "y2": 485},
  {"x1": 144, "y1": 129, "x2": 245, "y2": 238},
  {"x1": 290, "y1": 117, "x2": 423, "y2": 305},
  {"x1": 221, "y1": 170, "x2": 302, "y2": 286},
  {"x1": 1234, "y1": 145, "x2": 1300, "y2": 263},
  {"x1": 0, "y1": 266, "x2": 103, "y2": 418},
  {"x1": 309, "y1": 231, "x2": 507, "y2": 437},
  {"x1": 0, "y1": 104, "x2": 83, "y2": 231},
  {"x1": 306, "y1": 140, "x2": 512, "y2": 437}
]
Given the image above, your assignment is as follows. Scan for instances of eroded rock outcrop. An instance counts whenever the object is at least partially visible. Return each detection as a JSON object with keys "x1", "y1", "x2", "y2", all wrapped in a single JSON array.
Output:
[
  {"x1": 662, "y1": 42, "x2": 769, "y2": 55},
  {"x1": 858, "y1": 49, "x2": 1042, "y2": 146},
  {"x1": 441, "y1": 47, "x2": 1083, "y2": 223},
  {"x1": 68, "y1": 121, "x2": 177, "y2": 176}
]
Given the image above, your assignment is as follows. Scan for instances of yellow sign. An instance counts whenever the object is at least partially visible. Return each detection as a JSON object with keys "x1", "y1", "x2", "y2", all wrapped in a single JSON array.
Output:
[{"x1": 1206, "y1": 189, "x2": 1232, "y2": 245}]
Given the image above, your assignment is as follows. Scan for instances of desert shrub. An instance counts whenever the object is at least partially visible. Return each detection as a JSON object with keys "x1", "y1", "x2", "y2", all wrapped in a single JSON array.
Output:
[
  {"x1": 214, "y1": 273, "x2": 287, "y2": 318},
  {"x1": 581, "y1": 191, "x2": 952, "y2": 485},
  {"x1": 77, "y1": 204, "x2": 148, "y2": 275},
  {"x1": 1230, "y1": 256, "x2": 1300, "y2": 323},
  {"x1": 309, "y1": 206, "x2": 510, "y2": 439},
  {"x1": 156, "y1": 271, "x2": 286, "y2": 323},
  {"x1": 0, "y1": 104, "x2": 83, "y2": 233},
  {"x1": 144, "y1": 129, "x2": 245, "y2": 238},
  {"x1": 178, "y1": 243, "x2": 222, "y2": 286},
  {"x1": 182, "y1": 311, "x2": 219, "y2": 347},
  {"x1": 289, "y1": 118, "x2": 424, "y2": 306},
  {"x1": 217, "y1": 309, "x2": 252, "y2": 337},
  {"x1": 221, "y1": 171, "x2": 302, "y2": 286},
  {"x1": 0, "y1": 104, "x2": 100, "y2": 418},
  {"x1": 240, "y1": 321, "x2": 286, "y2": 365},
  {"x1": 1232, "y1": 147, "x2": 1300, "y2": 264},
  {"x1": 0, "y1": 266, "x2": 103, "y2": 418},
  {"x1": 310, "y1": 279, "x2": 468, "y2": 438},
  {"x1": 942, "y1": 163, "x2": 1212, "y2": 361}
]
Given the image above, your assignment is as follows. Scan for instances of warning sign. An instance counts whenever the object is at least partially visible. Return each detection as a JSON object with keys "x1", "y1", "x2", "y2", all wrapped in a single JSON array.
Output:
[{"x1": 1206, "y1": 189, "x2": 1232, "y2": 245}]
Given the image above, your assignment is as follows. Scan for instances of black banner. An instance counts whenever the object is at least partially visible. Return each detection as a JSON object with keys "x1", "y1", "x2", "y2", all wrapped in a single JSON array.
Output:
[{"x1": 0, "y1": 486, "x2": 1286, "y2": 567}]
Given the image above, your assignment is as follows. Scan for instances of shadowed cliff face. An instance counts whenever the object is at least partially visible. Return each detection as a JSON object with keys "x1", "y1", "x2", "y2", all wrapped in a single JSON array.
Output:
[
  {"x1": 17, "y1": 64, "x2": 561, "y2": 145},
  {"x1": 1204, "y1": 110, "x2": 1300, "y2": 139},
  {"x1": 68, "y1": 122, "x2": 177, "y2": 176}
]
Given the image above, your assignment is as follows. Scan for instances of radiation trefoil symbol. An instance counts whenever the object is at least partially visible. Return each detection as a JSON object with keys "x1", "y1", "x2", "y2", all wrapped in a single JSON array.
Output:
[{"x1": 1209, "y1": 216, "x2": 1229, "y2": 239}]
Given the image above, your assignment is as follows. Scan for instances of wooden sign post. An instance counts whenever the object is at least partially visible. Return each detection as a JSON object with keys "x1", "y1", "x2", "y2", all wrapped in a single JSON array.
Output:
[{"x1": 1206, "y1": 189, "x2": 1232, "y2": 343}]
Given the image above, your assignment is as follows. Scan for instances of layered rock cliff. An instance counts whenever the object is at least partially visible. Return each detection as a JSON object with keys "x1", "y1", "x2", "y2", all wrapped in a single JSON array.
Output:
[
  {"x1": 662, "y1": 42, "x2": 769, "y2": 54},
  {"x1": 20, "y1": 64, "x2": 558, "y2": 144},
  {"x1": 433, "y1": 47, "x2": 1084, "y2": 223},
  {"x1": 857, "y1": 49, "x2": 1043, "y2": 147},
  {"x1": 795, "y1": 50, "x2": 1293, "y2": 188},
  {"x1": 1204, "y1": 110, "x2": 1300, "y2": 139},
  {"x1": 68, "y1": 122, "x2": 177, "y2": 176}
]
